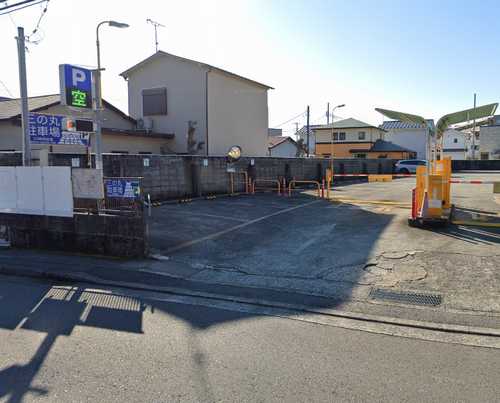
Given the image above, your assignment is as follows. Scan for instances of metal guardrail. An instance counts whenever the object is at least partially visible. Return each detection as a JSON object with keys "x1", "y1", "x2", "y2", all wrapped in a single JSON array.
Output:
[{"x1": 288, "y1": 180, "x2": 321, "y2": 198}]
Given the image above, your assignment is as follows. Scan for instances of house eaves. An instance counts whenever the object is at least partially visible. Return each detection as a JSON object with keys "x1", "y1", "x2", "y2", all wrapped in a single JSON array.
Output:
[{"x1": 120, "y1": 50, "x2": 274, "y2": 90}]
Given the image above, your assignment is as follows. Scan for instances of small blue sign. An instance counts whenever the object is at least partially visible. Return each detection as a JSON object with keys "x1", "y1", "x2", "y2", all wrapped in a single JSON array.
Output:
[
  {"x1": 29, "y1": 113, "x2": 89, "y2": 146},
  {"x1": 105, "y1": 179, "x2": 141, "y2": 199},
  {"x1": 59, "y1": 64, "x2": 93, "y2": 109}
]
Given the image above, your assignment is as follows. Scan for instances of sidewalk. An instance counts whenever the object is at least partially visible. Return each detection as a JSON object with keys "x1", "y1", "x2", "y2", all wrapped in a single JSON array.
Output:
[{"x1": 1, "y1": 246, "x2": 500, "y2": 334}]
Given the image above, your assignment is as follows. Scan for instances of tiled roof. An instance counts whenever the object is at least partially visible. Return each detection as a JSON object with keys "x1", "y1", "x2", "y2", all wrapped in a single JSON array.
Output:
[
  {"x1": 380, "y1": 119, "x2": 435, "y2": 130},
  {"x1": 370, "y1": 139, "x2": 415, "y2": 152},
  {"x1": 349, "y1": 140, "x2": 416, "y2": 153},
  {"x1": 121, "y1": 51, "x2": 273, "y2": 90},
  {"x1": 314, "y1": 118, "x2": 382, "y2": 130},
  {"x1": 0, "y1": 94, "x2": 135, "y2": 124},
  {"x1": 268, "y1": 136, "x2": 297, "y2": 148},
  {"x1": 0, "y1": 96, "x2": 11, "y2": 102},
  {"x1": 0, "y1": 94, "x2": 60, "y2": 120}
]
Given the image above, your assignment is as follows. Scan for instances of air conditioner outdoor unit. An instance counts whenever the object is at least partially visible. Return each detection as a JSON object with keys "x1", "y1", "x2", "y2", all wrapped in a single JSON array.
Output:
[{"x1": 143, "y1": 117, "x2": 154, "y2": 133}]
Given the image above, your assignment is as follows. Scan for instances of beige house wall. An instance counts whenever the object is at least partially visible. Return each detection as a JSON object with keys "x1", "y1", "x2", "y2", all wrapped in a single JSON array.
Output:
[
  {"x1": 126, "y1": 56, "x2": 207, "y2": 154},
  {"x1": 315, "y1": 127, "x2": 384, "y2": 143},
  {"x1": 207, "y1": 69, "x2": 268, "y2": 156}
]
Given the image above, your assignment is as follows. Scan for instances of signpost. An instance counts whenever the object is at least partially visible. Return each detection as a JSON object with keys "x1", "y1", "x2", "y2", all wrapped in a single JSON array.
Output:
[
  {"x1": 29, "y1": 113, "x2": 89, "y2": 146},
  {"x1": 59, "y1": 64, "x2": 93, "y2": 109}
]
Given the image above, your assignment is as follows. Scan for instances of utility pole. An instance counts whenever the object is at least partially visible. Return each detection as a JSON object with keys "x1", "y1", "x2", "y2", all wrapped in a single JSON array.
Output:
[
  {"x1": 326, "y1": 102, "x2": 330, "y2": 125},
  {"x1": 147, "y1": 19, "x2": 165, "y2": 52},
  {"x1": 294, "y1": 122, "x2": 299, "y2": 134},
  {"x1": 471, "y1": 93, "x2": 477, "y2": 160},
  {"x1": 306, "y1": 105, "x2": 310, "y2": 157},
  {"x1": 16, "y1": 26, "x2": 31, "y2": 166}
]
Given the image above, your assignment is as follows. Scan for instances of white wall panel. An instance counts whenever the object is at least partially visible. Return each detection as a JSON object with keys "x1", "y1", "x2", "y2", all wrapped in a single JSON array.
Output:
[
  {"x1": 16, "y1": 167, "x2": 44, "y2": 215},
  {"x1": 42, "y1": 167, "x2": 73, "y2": 217},
  {"x1": 0, "y1": 167, "x2": 17, "y2": 213}
]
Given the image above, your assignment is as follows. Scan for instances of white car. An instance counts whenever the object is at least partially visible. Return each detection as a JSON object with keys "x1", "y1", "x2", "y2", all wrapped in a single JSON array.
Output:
[{"x1": 394, "y1": 159, "x2": 427, "y2": 174}]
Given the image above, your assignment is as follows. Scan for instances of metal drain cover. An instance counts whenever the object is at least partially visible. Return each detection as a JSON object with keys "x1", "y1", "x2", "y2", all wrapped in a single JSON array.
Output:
[{"x1": 370, "y1": 288, "x2": 442, "y2": 307}]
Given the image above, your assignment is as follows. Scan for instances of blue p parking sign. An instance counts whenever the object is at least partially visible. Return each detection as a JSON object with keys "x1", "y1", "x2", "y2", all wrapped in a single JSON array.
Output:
[{"x1": 59, "y1": 64, "x2": 93, "y2": 109}]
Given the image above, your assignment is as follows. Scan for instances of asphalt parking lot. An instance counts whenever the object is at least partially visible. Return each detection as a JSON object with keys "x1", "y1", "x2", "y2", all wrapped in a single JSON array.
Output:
[{"x1": 148, "y1": 172, "x2": 500, "y2": 317}]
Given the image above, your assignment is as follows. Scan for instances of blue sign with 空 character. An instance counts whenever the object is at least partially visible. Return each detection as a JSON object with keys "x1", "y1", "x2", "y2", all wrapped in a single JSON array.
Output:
[
  {"x1": 29, "y1": 113, "x2": 89, "y2": 146},
  {"x1": 59, "y1": 64, "x2": 93, "y2": 109},
  {"x1": 105, "y1": 179, "x2": 141, "y2": 198}
]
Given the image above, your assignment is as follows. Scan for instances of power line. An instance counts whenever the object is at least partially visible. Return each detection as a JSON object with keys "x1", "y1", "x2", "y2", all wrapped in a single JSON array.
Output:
[
  {"x1": 25, "y1": 0, "x2": 49, "y2": 44},
  {"x1": 0, "y1": 0, "x2": 40, "y2": 15},
  {"x1": 273, "y1": 110, "x2": 306, "y2": 128},
  {"x1": 0, "y1": 79, "x2": 16, "y2": 99}
]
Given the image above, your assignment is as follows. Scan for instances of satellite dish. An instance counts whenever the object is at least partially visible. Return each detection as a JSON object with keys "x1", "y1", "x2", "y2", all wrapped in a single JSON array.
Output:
[{"x1": 227, "y1": 145, "x2": 242, "y2": 163}]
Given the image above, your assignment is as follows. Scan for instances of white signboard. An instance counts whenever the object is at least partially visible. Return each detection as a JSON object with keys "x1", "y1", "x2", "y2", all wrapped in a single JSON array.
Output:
[{"x1": 71, "y1": 169, "x2": 104, "y2": 199}]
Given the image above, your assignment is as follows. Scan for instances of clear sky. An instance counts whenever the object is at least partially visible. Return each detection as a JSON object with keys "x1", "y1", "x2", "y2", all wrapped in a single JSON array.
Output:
[{"x1": 1, "y1": 0, "x2": 499, "y2": 137}]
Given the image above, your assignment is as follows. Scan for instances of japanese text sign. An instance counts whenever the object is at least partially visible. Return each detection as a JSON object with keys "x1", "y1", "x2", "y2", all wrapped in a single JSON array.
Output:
[
  {"x1": 29, "y1": 113, "x2": 89, "y2": 146},
  {"x1": 59, "y1": 64, "x2": 93, "y2": 109},
  {"x1": 104, "y1": 179, "x2": 141, "y2": 199}
]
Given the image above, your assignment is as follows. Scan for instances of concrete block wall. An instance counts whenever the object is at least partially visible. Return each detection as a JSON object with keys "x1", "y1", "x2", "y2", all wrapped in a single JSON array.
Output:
[
  {"x1": 0, "y1": 212, "x2": 147, "y2": 258},
  {"x1": 21, "y1": 152, "x2": 398, "y2": 201}
]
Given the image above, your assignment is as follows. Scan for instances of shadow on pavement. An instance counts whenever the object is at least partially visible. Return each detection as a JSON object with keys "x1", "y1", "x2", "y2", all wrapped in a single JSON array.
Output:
[
  {"x1": 0, "y1": 193, "x2": 398, "y2": 401},
  {"x1": 0, "y1": 284, "x2": 146, "y2": 403}
]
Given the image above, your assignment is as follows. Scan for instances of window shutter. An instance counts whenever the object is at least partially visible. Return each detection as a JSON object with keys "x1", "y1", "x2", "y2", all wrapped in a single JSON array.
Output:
[{"x1": 142, "y1": 87, "x2": 167, "y2": 116}]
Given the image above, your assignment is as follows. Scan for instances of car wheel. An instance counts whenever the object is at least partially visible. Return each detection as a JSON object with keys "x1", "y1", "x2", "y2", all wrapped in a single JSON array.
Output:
[{"x1": 398, "y1": 168, "x2": 410, "y2": 174}]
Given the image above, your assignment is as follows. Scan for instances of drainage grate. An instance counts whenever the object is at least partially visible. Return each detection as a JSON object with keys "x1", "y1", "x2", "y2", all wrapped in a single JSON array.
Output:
[{"x1": 369, "y1": 288, "x2": 442, "y2": 307}]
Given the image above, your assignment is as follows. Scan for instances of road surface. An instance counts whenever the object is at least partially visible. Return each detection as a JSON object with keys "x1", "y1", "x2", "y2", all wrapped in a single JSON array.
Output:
[{"x1": 1, "y1": 275, "x2": 499, "y2": 402}]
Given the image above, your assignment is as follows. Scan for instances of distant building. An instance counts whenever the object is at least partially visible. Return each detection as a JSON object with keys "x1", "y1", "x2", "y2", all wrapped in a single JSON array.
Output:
[
  {"x1": 0, "y1": 94, "x2": 174, "y2": 161},
  {"x1": 379, "y1": 119, "x2": 434, "y2": 160},
  {"x1": 268, "y1": 136, "x2": 302, "y2": 157},
  {"x1": 121, "y1": 51, "x2": 273, "y2": 157},
  {"x1": 313, "y1": 118, "x2": 388, "y2": 158},
  {"x1": 295, "y1": 124, "x2": 321, "y2": 155},
  {"x1": 268, "y1": 128, "x2": 283, "y2": 137},
  {"x1": 479, "y1": 124, "x2": 500, "y2": 160},
  {"x1": 442, "y1": 129, "x2": 470, "y2": 160},
  {"x1": 0, "y1": 97, "x2": 11, "y2": 102},
  {"x1": 350, "y1": 139, "x2": 416, "y2": 159}
]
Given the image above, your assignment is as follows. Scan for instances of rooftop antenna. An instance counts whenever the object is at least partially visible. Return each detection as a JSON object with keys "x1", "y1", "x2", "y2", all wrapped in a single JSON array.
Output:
[{"x1": 146, "y1": 18, "x2": 165, "y2": 52}]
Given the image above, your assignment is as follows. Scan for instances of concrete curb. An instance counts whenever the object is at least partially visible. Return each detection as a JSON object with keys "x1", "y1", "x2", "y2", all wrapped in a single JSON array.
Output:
[{"x1": 2, "y1": 265, "x2": 500, "y2": 339}]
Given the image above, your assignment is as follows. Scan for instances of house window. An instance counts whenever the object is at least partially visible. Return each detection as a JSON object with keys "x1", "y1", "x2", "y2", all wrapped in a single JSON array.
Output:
[
  {"x1": 138, "y1": 151, "x2": 153, "y2": 155},
  {"x1": 453, "y1": 138, "x2": 458, "y2": 143},
  {"x1": 332, "y1": 132, "x2": 339, "y2": 141},
  {"x1": 339, "y1": 132, "x2": 346, "y2": 141},
  {"x1": 142, "y1": 87, "x2": 167, "y2": 116},
  {"x1": 480, "y1": 152, "x2": 489, "y2": 160},
  {"x1": 354, "y1": 153, "x2": 366, "y2": 158},
  {"x1": 358, "y1": 131, "x2": 366, "y2": 140},
  {"x1": 110, "y1": 150, "x2": 129, "y2": 154},
  {"x1": 377, "y1": 154, "x2": 388, "y2": 159},
  {"x1": 322, "y1": 153, "x2": 331, "y2": 158}
]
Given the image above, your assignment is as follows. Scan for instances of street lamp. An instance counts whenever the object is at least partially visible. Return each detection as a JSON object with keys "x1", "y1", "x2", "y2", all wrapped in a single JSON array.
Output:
[
  {"x1": 330, "y1": 103, "x2": 345, "y2": 175},
  {"x1": 95, "y1": 20, "x2": 129, "y2": 170}
]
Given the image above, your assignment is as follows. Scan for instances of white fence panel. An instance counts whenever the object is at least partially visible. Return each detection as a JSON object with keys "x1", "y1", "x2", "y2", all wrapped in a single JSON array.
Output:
[
  {"x1": 16, "y1": 167, "x2": 44, "y2": 215},
  {"x1": 42, "y1": 167, "x2": 73, "y2": 217},
  {"x1": 0, "y1": 166, "x2": 73, "y2": 217},
  {"x1": 0, "y1": 167, "x2": 17, "y2": 213}
]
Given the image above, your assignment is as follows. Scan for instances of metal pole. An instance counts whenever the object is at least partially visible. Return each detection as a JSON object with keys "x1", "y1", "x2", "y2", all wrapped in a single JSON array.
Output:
[
  {"x1": 306, "y1": 105, "x2": 310, "y2": 157},
  {"x1": 471, "y1": 93, "x2": 477, "y2": 160},
  {"x1": 95, "y1": 23, "x2": 104, "y2": 170},
  {"x1": 16, "y1": 26, "x2": 30, "y2": 166},
  {"x1": 326, "y1": 102, "x2": 330, "y2": 125},
  {"x1": 154, "y1": 25, "x2": 158, "y2": 52}
]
